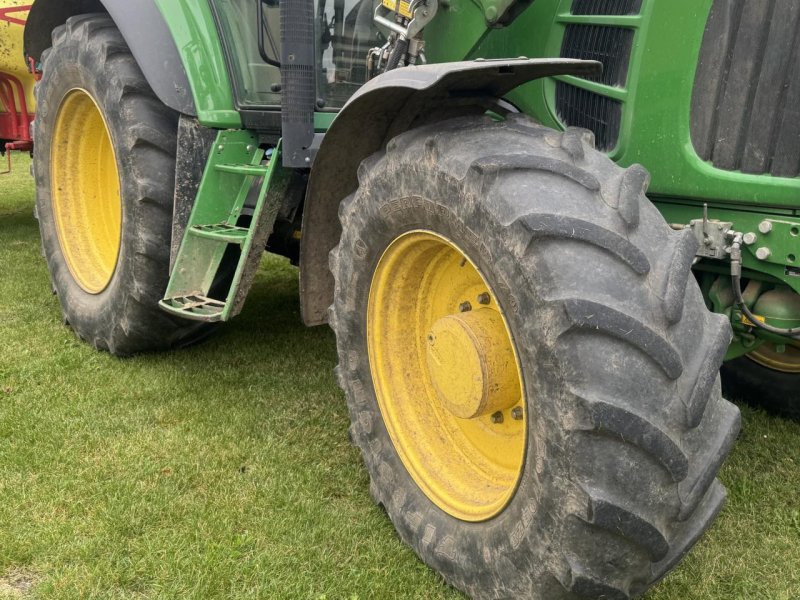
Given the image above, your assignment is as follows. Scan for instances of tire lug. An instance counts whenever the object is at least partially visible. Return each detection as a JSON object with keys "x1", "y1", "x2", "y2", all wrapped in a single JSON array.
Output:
[
  {"x1": 459, "y1": 301, "x2": 472, "y2": 313},
  {"x1": 477, "y1": 292, "x2": 491, "y2": 305},
  {"x1": 490, "y1": 411, "x2": 503, "y2": 424},
  {"x1": 511, "y1": 406, "x2": 523, "y2": 420}
]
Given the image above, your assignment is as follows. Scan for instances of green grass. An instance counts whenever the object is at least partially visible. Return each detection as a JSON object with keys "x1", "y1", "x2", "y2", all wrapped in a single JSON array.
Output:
[{"x1": 1, "y1": 153, "x2": 799, "y2": 599}]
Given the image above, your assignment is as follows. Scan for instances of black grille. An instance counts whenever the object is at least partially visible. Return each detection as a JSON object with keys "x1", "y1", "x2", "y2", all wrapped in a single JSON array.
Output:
[
  {"x1": 561, "y1": 24, "x2": 634, "y2": 86},
  {"x1": 556, "y1": 82, "x2": 622, "y2": 151},
  {"x1": 691, "y1": 0, "x2": 800, "y2": 177},
  {"x1": 571, "y1": 0, "x2": 642, "y2": 15}
]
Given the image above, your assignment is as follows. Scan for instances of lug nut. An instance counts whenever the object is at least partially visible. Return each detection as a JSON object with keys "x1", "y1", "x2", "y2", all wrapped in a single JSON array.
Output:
[
  {"x1": 758, "y1": 220, "x2": 773, "y2": 234},
  {"x1": 459, "y1": 301, "x2": 472, "y2": 313},
  {"x1": 755, "y1": 247, "x2": 772, "y2": 260},
  {"x1": 490, "y1": 411, "x2": 504, "y2": 424},
  {"x1": 477, "y1": 292, "x2": 491, "y2": 305},
  {"x1": 742, "y1": 232, "x2": 757, "y2": 245},
  {"x1": 511, "y1": 406, "x2": 523, "y2": 420}
]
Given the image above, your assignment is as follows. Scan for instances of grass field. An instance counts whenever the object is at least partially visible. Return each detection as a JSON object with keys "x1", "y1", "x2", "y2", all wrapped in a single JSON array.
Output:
[{"x1": 1, "y1": 153, "x2": 799, "y2": 599}]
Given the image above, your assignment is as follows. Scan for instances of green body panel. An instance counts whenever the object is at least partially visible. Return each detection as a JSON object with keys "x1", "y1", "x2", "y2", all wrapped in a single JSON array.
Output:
[
  {"x1": 427, "y1": 0, "x2": 800, "y2": 210},
  {"x1": 154, "y1": 0, "x2": 241, "y2": 128}
]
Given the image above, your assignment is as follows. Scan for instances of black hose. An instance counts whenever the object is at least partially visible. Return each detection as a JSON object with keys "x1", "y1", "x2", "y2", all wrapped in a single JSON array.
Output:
[{"x1": 385, "y1": 38, "x2": 409, "y2": 71}]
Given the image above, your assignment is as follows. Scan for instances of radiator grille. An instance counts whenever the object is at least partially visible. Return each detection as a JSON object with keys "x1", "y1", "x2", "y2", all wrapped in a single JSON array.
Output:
[
  {"x1": 571, "y1": 0, "x2": 642, "y2": 15},
  {"x1": 691, "y1": 0, "x2": 800, "y2": 177},
  {"x1": 556, "y1": 82, "x2": 622, "y2": 151},
  {"x1": 561, "y1": 24, "x2": 634, "y2": 87},
  {"x1": 556, "y1": 0, "x2": 640, "y2": 151}
]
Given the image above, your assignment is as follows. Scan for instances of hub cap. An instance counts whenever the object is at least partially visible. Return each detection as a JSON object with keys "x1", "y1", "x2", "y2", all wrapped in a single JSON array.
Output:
[
  {"x1": 51, "y1": 88, "x2": 121, "y2": 293},
  {"x1": 367, "y1": 231, "x2": 526, "y2": 521}
]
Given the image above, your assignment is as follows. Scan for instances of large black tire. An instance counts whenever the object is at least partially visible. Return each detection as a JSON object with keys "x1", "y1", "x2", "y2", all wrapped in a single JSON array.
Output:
[
  {"x1": 721, "y1": 355, "x2": 800, "y2": 420},
  {"x1": 330, "y1": 115, "x2": 741, "y2": 599},
  {"x1": 34, "y1": 14, "x2": 213, "y2": 356}
]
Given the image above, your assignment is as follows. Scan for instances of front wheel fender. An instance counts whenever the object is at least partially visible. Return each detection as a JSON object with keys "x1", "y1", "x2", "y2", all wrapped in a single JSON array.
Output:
[{"x1": 299, "y1": 58, "x2": 601, "y2": 326}]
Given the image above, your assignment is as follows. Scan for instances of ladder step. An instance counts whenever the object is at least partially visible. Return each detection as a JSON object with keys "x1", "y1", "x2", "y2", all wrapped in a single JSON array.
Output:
[
  {"x1": 189, "y1": 223, "x2": 249, "y2": 244},
  {"x1": 158, "y1": 295, "x2": 226, "y2": 323},
  {"x1": 214, "y1": 163, "x2": 270, "y2": 176}
]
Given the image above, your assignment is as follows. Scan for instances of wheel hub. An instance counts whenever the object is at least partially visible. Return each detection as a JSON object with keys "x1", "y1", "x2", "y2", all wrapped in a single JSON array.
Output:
[{"x1": 426, "y1": 309, "x2": 521, "y2": 420}]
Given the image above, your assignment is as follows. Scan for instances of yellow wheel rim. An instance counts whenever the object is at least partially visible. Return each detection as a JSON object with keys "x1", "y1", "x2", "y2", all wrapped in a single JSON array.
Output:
[
  {"x1": 368, "y1": 231, "x2": 526, "y2": 521},
  {"x1": 51, "y1": 88, "x2": 122, "y2": 294},
  {"x1": 748, "y1": 342, "x2": 800, "y2": 374}
]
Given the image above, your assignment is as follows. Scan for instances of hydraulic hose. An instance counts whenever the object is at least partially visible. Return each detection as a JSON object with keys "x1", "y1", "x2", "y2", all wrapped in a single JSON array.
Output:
[
  {"x1": 385, "y1": 37, "x2": 409, "y2": 71},
  {"x1": 729, "y1": 235, "x2": 800, "y2": 340}
]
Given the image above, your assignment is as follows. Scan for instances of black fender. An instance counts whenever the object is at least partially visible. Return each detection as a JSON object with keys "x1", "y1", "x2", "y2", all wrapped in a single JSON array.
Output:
[
  {"x1": 24, "y1": 0, "x2": 195, "y2": 116},
  {"x1": 299, "y1": 58, "x2": 601, "y2": 325}
]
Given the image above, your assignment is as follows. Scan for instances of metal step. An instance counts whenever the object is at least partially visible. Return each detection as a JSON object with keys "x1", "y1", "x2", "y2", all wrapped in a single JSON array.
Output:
[
  {"x1": 159, "y1": 295, "x2": 226, "y2": 322},
  {"x1": 159, "y1": 131, "x2": 283, "y2": 323},
  {"x1": 189, "y1": 223, "x2": 250, "y2": 245},
  {"x1": 214, "y1": 163, "x2": 270, "y2": 177}
]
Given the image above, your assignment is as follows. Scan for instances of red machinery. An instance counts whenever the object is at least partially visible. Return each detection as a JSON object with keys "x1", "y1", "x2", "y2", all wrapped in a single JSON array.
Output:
[{"x1": 0, "y1": 3, "x2": 34, "y2": 173}]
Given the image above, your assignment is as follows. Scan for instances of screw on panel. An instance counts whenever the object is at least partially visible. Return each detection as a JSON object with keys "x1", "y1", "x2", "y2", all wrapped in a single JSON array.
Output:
[
  {"x1": 742, "y1": 232, "x2": 757, "y2": 245},
  {"x1": 459, "y1": 301, "x2": 472, "y2": 313},
  {"x1": 477, "y1": 292, "x2": 491, "y2": 305},
  {"x1": 511, "y1": 407, "x2": 523, "y2": 420},
  {"x1": 491, "y1": 411, "x2": 503, "y2": 424},
  {"x1": 758, "y1": 220, "x2": 773, "y2": 234},
  {"x1": 755, "y1": 247, "x2": 772, "y2": 260}
]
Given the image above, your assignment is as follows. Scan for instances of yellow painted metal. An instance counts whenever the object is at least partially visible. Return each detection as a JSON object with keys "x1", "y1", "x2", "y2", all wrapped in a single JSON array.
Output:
[
  {"x1": 51, "y1": 89, "x2": 122, "y2": 294},
  {"x1": 748, "y1": 343, "x2": 800, "y2": 374},
  {"x1": 381, "y1": 0, "x2": 414, "y2": 19},
  {"x1": 368, "y1": 231, "x2": 526, "y2": 522},
  {"x1": 0, "y1": 0, "x2": 35, "y2": 111}
]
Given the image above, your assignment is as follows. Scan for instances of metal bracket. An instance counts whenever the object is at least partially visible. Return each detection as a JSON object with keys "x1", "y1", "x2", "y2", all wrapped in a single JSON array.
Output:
[{"x1": 688, "y1": 210, "x2": 735, "y2": 260}]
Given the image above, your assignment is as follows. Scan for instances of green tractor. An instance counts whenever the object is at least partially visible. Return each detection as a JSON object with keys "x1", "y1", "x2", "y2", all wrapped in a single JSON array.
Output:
[{"x1": 15, "y1": 0, "x2": 799, "y2": 597}]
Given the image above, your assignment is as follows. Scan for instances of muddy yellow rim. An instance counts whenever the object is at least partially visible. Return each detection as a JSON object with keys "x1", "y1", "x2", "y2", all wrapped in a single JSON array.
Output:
[
  {"x1": 367, "y1": 231, "x2": 526, "y2": 521},
  {"x1": 51, "y1": 88, "x2": 121, "y2": 294},
  {"x1": 748, "y1": 342, "x2": 800, "y2": 374}
]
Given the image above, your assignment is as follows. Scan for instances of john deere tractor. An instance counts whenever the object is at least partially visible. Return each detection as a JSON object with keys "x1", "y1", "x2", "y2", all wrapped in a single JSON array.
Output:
[{"x1": 7, "y1": 0, "x2": 799, "y2": 597}]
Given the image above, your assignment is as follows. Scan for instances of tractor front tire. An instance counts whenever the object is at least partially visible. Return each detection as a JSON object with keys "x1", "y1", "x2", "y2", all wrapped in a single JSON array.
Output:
[
  {"x1": 330, "y1": 115, "x2": 741, "y2": 599},
  {"x1": 34, "y1": 14, "x2": 210, "y2": 355}
]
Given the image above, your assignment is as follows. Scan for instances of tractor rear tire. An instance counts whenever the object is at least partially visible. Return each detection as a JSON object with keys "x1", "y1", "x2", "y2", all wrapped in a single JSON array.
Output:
[
  {"x1": 33, "y1": 14, "x2": 214, "y2": 356},
  {"x1": 721, "y1": 353, "x2": 800, "y2": 420},
  {"x1": 330, "y1": 115, "x2": 741, "y2": 599}
]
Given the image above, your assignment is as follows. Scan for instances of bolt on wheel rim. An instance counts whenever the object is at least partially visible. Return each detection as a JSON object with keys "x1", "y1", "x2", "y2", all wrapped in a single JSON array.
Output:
[
  {"x1": 51, "y1": 88, "x2": 122, "y2": 294},
  {"x1": 367, "y1": 231, "x2": 526, "y2": 521}
]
